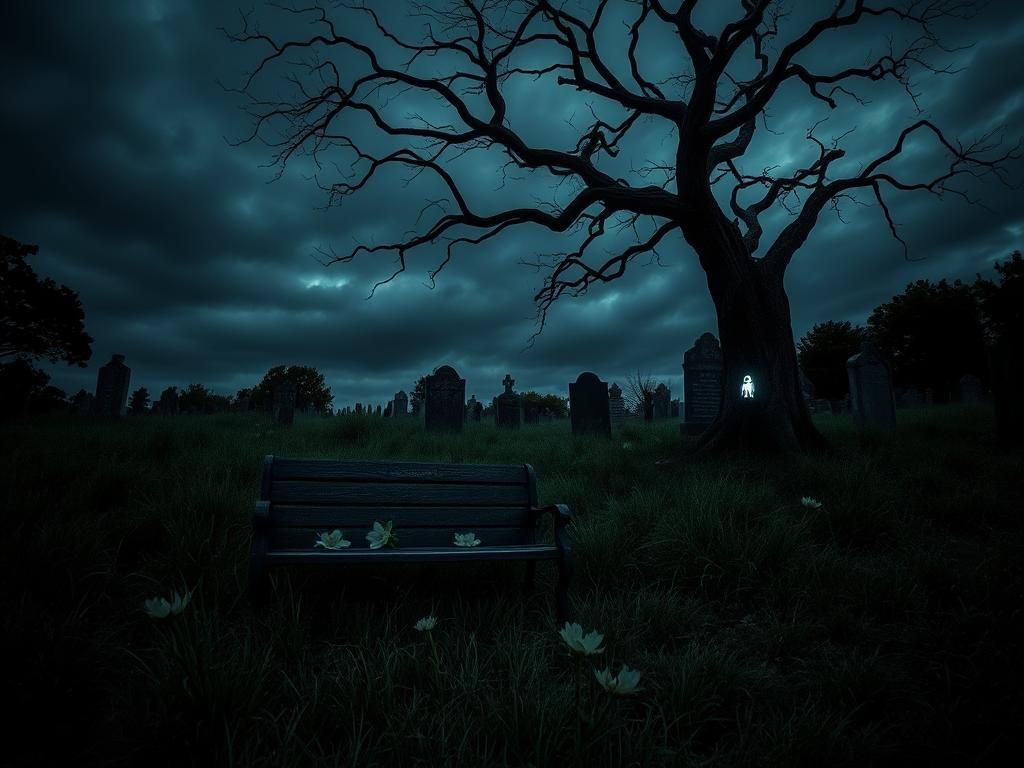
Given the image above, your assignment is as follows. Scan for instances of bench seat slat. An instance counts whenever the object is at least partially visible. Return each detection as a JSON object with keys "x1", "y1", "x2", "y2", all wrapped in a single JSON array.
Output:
[
  {"x1": 270, "y1": 505, "x2": 534, "y2": 529},
  {"x1": 265, "y1": 545, "x2": 560, "y2": 564},
  {"x1": 270, "y1": 526, "x2": 535, "y2": 550},
  {"x1": 272, "y1": 458, "x2": 528, "y2": 485},
  {"x1": 270, "y1": 481, "x2": 530, "y2": 506}
]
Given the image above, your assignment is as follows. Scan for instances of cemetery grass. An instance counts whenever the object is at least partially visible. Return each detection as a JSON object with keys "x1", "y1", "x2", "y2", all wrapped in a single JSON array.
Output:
[{"x1": 2, "y1": 407, "x2": 1021, "y2": 767}]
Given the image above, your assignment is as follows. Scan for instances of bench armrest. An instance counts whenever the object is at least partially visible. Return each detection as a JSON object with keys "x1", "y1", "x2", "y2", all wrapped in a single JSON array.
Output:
[
  {"x1": 530, "y1": 504, "x2": 573, "y2": 551},
  {"x1": 253, "y1": 500, "x2": 271, "y2": 528}
]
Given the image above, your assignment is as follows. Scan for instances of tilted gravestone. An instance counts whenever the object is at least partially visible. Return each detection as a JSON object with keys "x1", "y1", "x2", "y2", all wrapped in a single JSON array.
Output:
[
  {"x1": 496, "y1": 374, "x2": 521, "y2": 430},
  {"x1": 608, "y1": 383, "x2": 626, "y2": 425},
  {"x1": 682, "y1": 332, "x2": 723, "y2": 435},
  {"x1": 846, "y1": 342, "x2": 895, "y2": 430},
  {"x1": 569, "y1": 372, "x2": 611, "y2": 437},
  {"x1": 393, "y1": 390, "x2": 408, "y2": 417},
  {"x1": 273, "y1": 381, "x2": 297, "y2": 427},
  {"x1": 95, "y1": 354, "x2": 132, "y2": 418},
  {"x1": 653, "y1": 383, "x2": 671, "y2": 419},
  {"x1": 958, "y1": 374, "x2": 982, "y2": 403},
  {"x1": 424, "y1": 365, "x2": 465, "y2": 432}
]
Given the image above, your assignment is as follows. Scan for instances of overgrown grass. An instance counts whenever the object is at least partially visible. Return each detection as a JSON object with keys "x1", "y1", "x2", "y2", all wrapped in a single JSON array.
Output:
[{"x1": 1, "y1": 406, "x2": 1021, "y2": 766}]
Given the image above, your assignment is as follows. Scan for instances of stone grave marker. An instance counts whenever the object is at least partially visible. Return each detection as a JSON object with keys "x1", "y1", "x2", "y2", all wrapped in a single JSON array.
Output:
[
  {"x1": 569, "y1": 372, "x2": 611, "y2": 437},
  {"x1": 653, "y1": 383, "x2": 671, "y2": 419},
  {"x1": 846, "y1": 342, "x2": 896, "y2": 430},
  {"x1": 424, "y1": 365, "x2": 465, "y2": 432},
  {"x1": 465, "y1": 395, "x2": 482, "y2": 422},
  {"x1": 682, "y1": 332, "x2": 723, "y2": 435},
  {"x1": 95, "y1": 354, "x2": 132, "y2": 418},
  {"x1": 393, "y1": 390, "x2": 408, "y2": 417},
  {"x1": 608, "y1": 383, "x2": 626, "y2": 425},
  {"x1": 496, "y1": 374, "x2": 521, "y2": 430}
]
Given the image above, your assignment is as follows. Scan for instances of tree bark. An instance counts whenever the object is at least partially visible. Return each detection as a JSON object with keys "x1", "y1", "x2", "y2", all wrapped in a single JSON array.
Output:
[{"x1": 692, "y1": 242, "x2": 829, "y2": 455}]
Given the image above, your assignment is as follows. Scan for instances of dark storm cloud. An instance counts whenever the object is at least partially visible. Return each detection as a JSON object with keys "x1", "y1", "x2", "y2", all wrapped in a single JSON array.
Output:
[{"x1": 1, "y1": 0, "x2": 1021, "y2": 408}]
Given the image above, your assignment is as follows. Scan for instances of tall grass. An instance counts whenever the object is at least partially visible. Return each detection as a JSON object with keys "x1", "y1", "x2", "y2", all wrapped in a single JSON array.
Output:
[{"x1": 1, "y1": 406, "x2": 1021, "y2": 766}]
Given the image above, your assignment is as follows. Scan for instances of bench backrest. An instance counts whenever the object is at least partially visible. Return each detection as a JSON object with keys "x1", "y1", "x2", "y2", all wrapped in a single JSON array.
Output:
[{"x1": 260, "y1": 456, "x2": 541, "y2": 549}]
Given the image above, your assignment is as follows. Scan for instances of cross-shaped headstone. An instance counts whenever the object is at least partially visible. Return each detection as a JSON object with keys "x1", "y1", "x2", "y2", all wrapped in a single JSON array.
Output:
[{"x1": 502, "y1": 374, "x2": 515, "y2": 394}]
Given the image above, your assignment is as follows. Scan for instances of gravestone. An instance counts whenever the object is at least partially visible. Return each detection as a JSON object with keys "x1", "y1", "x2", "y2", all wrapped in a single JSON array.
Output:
[
  {"x1": 682, "y1": 332, "x2": 723, "y2": 435},
  {"x1": 608, "y1": 383, "x2": 626, "y2": 424},
  {"x1": 653, "y1": 383, "x2": 671, "y2": 419},
  {"x1": 95, "y1": 354, "x2": 132, "y2": 418},
  {"x1": 958, "y1": 374, "x2": 983, "y2": 403},
  {"x1": 424, "y1": 365, "x2": 465, "y2": 432},
  {"x1": 393, "y1": 390, "x2": 408, "y2": 417},
  {"x1": 846, "y1": 342, "x2": 895, "y2": 430},
  {"x1": 569, "y1": 372, "x2": 611, "y2": 437},
  {"x1": 273, "y1": 381, "x2": 297, "y2": 426},
  {"x1": 496, "y1": 374, "x2": 521, "y2": 430},
  {"x1": 375, "y1": 404, "x2": 382, "y2": 417},
  {"x1": 411, "y1": 397, "x2": 421, "y2": 417},
  {"x1": 384, "y1": 402, "x2": 392, "y2": 417},
  {"x1": 465, "y1": 395, "x2": 482, "y2": 422}
]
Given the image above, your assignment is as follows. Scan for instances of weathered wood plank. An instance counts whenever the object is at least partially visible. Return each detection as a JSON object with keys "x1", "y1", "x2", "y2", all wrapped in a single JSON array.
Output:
[
  {"x1": 272, "y1": 458, "x2": 528, "y2": 485},
  {"x1": 269, "y1": 526, "x2": 533, "y2": 550},
  {"x1": 269, "y1": 481, "x2": 531, "y2": 506},
  {"x1": 270, "y1": 504, "x2": 533, "y2": 529},
  {"x1": 264, "y1": 545, "x2": 561, "y2": 564}
]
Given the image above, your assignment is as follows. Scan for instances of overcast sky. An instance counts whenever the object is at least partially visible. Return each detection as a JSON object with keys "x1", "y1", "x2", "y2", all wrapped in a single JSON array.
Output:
[{"x1": 2, "y1": 0, "x2": 1021, "y2": 409}]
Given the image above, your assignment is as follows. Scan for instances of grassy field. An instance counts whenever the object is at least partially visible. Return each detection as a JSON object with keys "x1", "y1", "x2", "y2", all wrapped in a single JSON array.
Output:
[{"x1": 2, "y1": 407, "x2": 1021, "y2": 767}]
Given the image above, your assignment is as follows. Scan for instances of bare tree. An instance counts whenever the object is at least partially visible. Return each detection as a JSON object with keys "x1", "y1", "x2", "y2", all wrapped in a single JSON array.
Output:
[
  {"x1": 224, "y1": 0, "x2": 1019, "y2": 453},
  {"x1": 624, "y1": 369, "x2": 656, "y2": 422}
]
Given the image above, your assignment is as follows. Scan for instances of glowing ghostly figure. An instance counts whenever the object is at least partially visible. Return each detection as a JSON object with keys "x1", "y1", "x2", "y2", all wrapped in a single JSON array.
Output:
[{"x1": 741, "y1": 375, "x2": 755, "y2": 399}]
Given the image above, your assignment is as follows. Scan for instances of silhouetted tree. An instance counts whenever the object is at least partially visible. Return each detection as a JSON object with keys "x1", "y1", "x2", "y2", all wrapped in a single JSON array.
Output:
[
  {"x1": 624, "y1": 371, "x2": 656, "y2": 422},
  {"x1": 867, "y1": 279, "x2": 988, "y2": 399},
  {"x1": 974, "y1": 251, "x2": 1024, "y2": 344},
  {"x1": 797, "y1": 321, "x2": 867, "y2": 402},
  {"x1": 521, "y1": 391, "x2": 568, "y2": 417},
  {"x1": 178, "y1": 383, "x2": 213, "y2": 414},
  {"x1": 252, "y1": 365, "x2": 333, "y2": 413},
  {"x1": 229, "y1": 1, "x2": 1019, "y2": 453},
  {"x1": 0, "y1": 358, "x2": 67, "y2": 418},
  {"x1": 1, "y1": 235, "x2": 93, "y2": 367},
  {"x1": 128, "y1": 387, "x2": 151, "y2": 414},
  {"x1": 412, "y1": 376, "x2": 427, "y2": 404}
]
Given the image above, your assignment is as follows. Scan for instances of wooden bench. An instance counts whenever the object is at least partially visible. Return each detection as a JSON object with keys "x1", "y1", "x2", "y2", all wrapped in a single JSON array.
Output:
[{"x1": 249, "y1": 456, "x2": 575, "y2": 623}]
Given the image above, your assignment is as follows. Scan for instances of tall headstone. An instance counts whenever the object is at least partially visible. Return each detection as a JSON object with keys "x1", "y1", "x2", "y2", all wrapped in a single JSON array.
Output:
[
  {"x1": 424, "y1": 365, "x2": 465, "y2": 432},
  {"x1": 273, "y1": 381, "x2": 297, "y2": 427},
  {"x1": 569, "y1": 372, "x2": 611, "y2": 437},
  {"x1": 682, "y1": 333, "x2": 723, "y2": 435},
  {"x1": 608, "y1": 383, "x2": 626, "y2": 425},
  {"x1": 95, "y1": 354, "x2": 131, "y2": 418},
  {"x1": 958, "y1": 374, "x2": 983, "y2": 403},
  {"x1": 653, "y1": 383, "x2": 671, "y2": 419},
  {"x1": 384, "y1": 402, "x2": 393, "y2": 417},
  {"x1": 496, "y1": 374, "x2": 521, "y2": 430},
  {"x1": 393, "y1": 390, "x2": 409, "y2": 417},
  {"x1": 846, "y1": 342, "x2": 896, "y2": 430},
  {"x1": 466, "y1": 395, "x2": 482, "y2": 422}
]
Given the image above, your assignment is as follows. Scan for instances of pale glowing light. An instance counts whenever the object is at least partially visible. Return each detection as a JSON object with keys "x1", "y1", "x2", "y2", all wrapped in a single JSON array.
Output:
[{"x1": 741, "y1": 375, "x2": 755, "y2": 399}]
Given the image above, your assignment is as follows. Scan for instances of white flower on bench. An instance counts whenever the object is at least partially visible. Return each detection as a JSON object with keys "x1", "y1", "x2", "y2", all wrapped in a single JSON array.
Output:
[
  {"x1": 314, "y1": 530, "x2": 351, "y2": 550},
  {"x1": 366, "y1": 520, "x2": 398, "y2": 549},
  {"x1": 453, "y1": 532, "x2": 481, "y2": 547}
]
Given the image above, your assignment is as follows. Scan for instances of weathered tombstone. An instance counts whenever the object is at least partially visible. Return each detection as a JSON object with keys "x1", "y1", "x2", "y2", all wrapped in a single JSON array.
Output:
[
  {"x1": 375, "y1": 404, "x2": 382, "y2": 417},
  {"x1": 608, "y1": 383, "x2": 626, "y2": 425},
  {"x1": 465, "y1": 395, "x2": 482, "y2": 422},
  {"x1": 424, "y1": 365, "x2": 465, "y2": 432},
  {"x1": 846, "y1": 342, "x2": 896, "y2": 430},
  {"x1": 682, "y1": 333, "x2": 723, "y2": 435},
  {"x1": 496, "y1": 374, "x2": 521, "y2": 430},
  {"x1": 95, "y1": 354, "x2": 131, "y2": 418},
  {"x1": 653, "y1": 383, "x2": 671, "y2": 419},
  {"x1": 569, "y1": 372, "x2": 611, "y2": 437},
  {"x1": 384, "y1": 402, "x2": 393, "y2": 417},
  {"x1": 958, "y1": 374, "x2": 983, "y2": 403},
  {"x1": 273, "y1": 381, "x2": 297, "y2": 427},
  {"x1": 393, "y1": 390, "x2": 408, "y2": 417}
]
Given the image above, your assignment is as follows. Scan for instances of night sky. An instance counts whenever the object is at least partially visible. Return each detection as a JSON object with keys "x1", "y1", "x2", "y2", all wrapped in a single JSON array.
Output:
[{"x1": 2, "y1": 1, "x2": 1021, "y2": 409}]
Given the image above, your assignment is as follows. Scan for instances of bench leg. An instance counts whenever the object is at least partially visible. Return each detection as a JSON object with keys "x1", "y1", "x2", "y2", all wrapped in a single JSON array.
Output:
[{"x1": 554, "y1": 555, "x2": 574, "y2": 626}]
